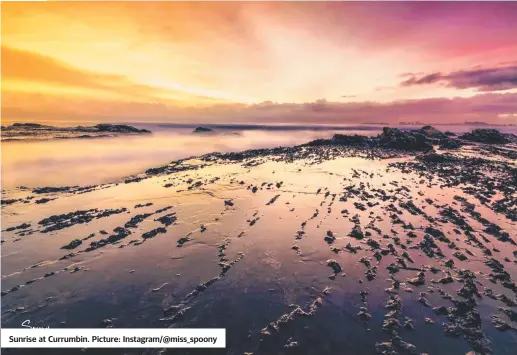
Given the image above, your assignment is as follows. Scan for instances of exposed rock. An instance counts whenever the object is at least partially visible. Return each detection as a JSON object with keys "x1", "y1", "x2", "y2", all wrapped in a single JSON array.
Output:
[
  {"x1": 378, "y1": 127, "x2": 433, "y2": 151},
  {"x1": 349, "y1": 224, "x2": 364, "y2": 240},
  {"x1": 61, "y1": 239, "x2": 82, "y2": 250},
  {"x1": 459, "y1": 129, "x2": 516, "y2": 144},
  {"x1": 38, "y1": 208, "x2": 127, "y2": 233},
  {"x1": 94, "y1": 124, "x2": 150, "y2": 134},
  {"x1": 193, "y1": 127, "x2": 213, "y2": 134},
  {"x1": 439, "y1": 138, "x2": 464, "y2": 150},
  {"x1": 142, "y1": 227, "x2": 167, "y2": 239},
  {"x1": 5, "y1": 223, "x2": 31, "y2": 232},
  {"x1": 326, "y1": 259, "x2": 342, "y2": 274},
  {"x1": 2, "y1": 123, "x2": 150, "y2": 141},
  {"x1": 331, "y1": 134, "x2": 373, "y2": 146},
  {"x1": 417, "y1": 125, "x2": 447, "y2": 139},
  {"x1": 324, "y1": 230, "x2": 336, "y2": 244}
]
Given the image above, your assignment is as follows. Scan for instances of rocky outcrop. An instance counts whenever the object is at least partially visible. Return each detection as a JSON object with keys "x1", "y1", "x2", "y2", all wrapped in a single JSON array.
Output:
[
  {"x1": 93, "y1": 124, "x2": 150, "y2": 133},
  {"x1": 2, "y1": 123, "x2": 151, "y2": 141},
  {"x1": 306, "y1": 126, "x2": 514, "y2": 152},
  {"x1": 332, "y1": 134, "x2": 373, "y2": 146},
  {"x1": 193, "y1": 127, "x2": 214, "y2": 134},
  {"x1": 439, "y1": 138, "x2": 464, "y2": 150},
  {"x1": 378, "y1": 127, "x2": 433, "y2": 151},
  {"x1": 459, "y1": 129, "x2": 517, "y2": 144},
  {"x1": 307, "y1": 127, "x2": 433, "y2": 151},
  {"x1": 10, "y1": 123, "x2": 46, "y2": 128},
  {"x1": 417, "y1": 125, "x2": 447, "y2": 139}
]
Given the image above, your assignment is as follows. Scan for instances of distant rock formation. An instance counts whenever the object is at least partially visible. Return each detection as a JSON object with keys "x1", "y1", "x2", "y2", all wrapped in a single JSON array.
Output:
[
  {"x1": 306, "y1": 127, "x2": 432, "y2": 151},
  {"x1": 193, "y1": 127, "x2": 214, "y2": 134},
  {"x1": 11, "y1": 123, "x2": 46, "y2": 128},
  {"x1": 93, "y1": 124, "x2": 150, "y2": 133},
  {"x1": 306, "y1": 126, "x2": 517, "y2": 151},
  {"x1": 459, "y1": 129, "x2": 517, "y2": 144},
  {"x1": 2, "y1": 123, "x2": 151, "y2": 141}
]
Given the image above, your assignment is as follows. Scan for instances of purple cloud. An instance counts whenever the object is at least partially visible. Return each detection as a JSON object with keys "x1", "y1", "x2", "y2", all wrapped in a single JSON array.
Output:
[{"x1": 401, "y1": 65, "x2": 517, "y2": 92}]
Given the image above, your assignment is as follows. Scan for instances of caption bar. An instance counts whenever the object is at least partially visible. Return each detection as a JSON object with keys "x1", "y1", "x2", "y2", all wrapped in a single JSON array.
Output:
[{"x1": 1, "y1": 328, "x2": 226, "y2": 348}]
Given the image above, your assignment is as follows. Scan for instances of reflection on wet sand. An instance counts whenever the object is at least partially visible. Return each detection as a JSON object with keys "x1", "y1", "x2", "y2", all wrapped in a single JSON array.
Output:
[
  {"x1": 1, "y1": 127, "x2": 517, "y2": 355},
  {"x1": 1, "y1": 129, "x2": 378, "y2": 189}
]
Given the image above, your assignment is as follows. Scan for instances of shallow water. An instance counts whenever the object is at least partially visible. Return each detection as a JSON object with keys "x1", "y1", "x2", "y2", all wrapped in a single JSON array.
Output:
[
  {"x1": 1, "y1": 129, "x2": 377, "y2": 189},
  {"x1": 3, "y1": 124, "x2": 515, "y2": 190},
  {"x1": 2, "y1": 141, "x2": 517, "y2": 355}
]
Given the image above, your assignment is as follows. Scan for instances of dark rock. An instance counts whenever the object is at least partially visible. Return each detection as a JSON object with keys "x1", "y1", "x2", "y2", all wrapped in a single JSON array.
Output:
[
  {"x1": 94, "y1": 124, "x2": 150, "y2": 134},
  {"x1": 378, "y1": 127, "x2": 433, "y2": 151},
  {"x1": 38, "y1": 208, "x2": 127, "y2": 233},
  {"x1": 125, "y1": 213, "x2": 153, "y2": 228},
  {"x1": 439, "y1": 138, "x2": 463, "y2": 150},
  {"x1": 349, "y1": 224, "x2": 364, "y2": 240},
  {"x1": 453, "y1": 251, "x2": 468, "y2": 261},
  {"x1": 5, "y1": 223, "x2": 31, "y2": 232},
  {"x1": 193, "y1": 127, "x2": 213, "y2": 134},
  {"x1": 417, "y1": 125, "x2": 447, "y2": 139},
  {"x1": 324, "y1": 230, "x2": 336, "y2": 244},
  {"x1": 155, "y1": 213, "x2": 177, "y2": 227},
  {"x1": 407, "y1": 271, "x2": 426, "y2": 286},
  {"x1": 331, "y1": 134, "x2": 373, "y2": 146},
  {"x1": 11, "y1": 123, "x2": 44, "y2": 128},
  {"x1": 326, "y1": 259, "x2": 342, "y2": 274},
  {"x1": 142, "y1": 227, "x2": 166, "y2": 239},
  {"x1": 358, "y1": 307, "x2": 372, "y2": 321},
  {"x1": 417, "y1": 153, "x2": 459, "y2": 164},
  {"x1": 459, "y1": 129, "x2": 516, "y2": 144},
  {"x1": 61, "y1": 239, "x2": 82, "y2": 250}
]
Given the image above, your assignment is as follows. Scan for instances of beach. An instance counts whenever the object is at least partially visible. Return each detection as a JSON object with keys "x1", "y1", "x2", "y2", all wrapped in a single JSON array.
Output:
[{"x1": 2, "y1": 126, "x2": 517, "y2": 355}]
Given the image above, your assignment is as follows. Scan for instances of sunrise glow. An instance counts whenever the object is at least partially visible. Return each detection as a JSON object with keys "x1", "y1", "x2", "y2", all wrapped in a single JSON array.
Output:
[{"x1": 2, "y1": 2, "x2": 517, "y2": 124}]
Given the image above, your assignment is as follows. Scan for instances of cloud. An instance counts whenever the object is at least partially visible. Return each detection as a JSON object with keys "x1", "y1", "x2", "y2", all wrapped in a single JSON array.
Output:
[
  {"x1": 2, "y1": 45, "x2": 120, "y2": 89},
  {"x1": 401, "y1": 64, "x2": 517, "y2": 92},
  {"x1": 1, "y1": 46, "x2": 230, "y2": 105},
  {"x1": 4, "y1": 90, "x2": 516, "y2": 126},
  {"x1": 232, "y1": 92, "x2": 517, "y2": 125}
]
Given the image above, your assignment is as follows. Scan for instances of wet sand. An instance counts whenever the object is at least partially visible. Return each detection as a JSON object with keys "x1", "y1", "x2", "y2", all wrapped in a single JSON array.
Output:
[{"x1": 1, "y1": 128, "x2": 517, "y2": 355}]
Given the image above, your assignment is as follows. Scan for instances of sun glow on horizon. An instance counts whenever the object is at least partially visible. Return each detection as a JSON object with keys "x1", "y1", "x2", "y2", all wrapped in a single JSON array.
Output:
[{"x1": 2, "y1": 2, "x2": 517, "y2": 124}]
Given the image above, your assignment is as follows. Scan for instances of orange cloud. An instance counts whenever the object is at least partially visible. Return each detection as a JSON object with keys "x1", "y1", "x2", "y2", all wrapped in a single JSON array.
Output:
[
  {"x1": 2, "y1": 2, "x2": 517, "y2": 124},
  {"x1": 1, "y1": 45, "x2": 234, "y2": 121}
]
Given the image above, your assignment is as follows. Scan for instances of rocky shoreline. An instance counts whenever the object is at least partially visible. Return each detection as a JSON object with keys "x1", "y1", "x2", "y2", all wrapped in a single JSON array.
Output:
[
  {"x1": 1, "y1": 125, "x2": 516, "y2": 355},
  {"x1": 1, "y1": 123, "x2": 151, "y2": 141}
]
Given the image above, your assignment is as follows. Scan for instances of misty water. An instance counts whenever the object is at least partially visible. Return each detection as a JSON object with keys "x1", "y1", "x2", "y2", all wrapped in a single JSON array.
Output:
[
  {"x1": 2, "y1": 124, "x2": 516, "y2": 190},
  {"x1": 1, "y1": 125, "x2": 378, "y2": 189}
]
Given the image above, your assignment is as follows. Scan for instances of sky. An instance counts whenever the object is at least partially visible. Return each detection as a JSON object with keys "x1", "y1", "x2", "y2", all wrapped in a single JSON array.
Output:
[{"x1": 2, "y1": 2, "x2": 517, "y2": 125}]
